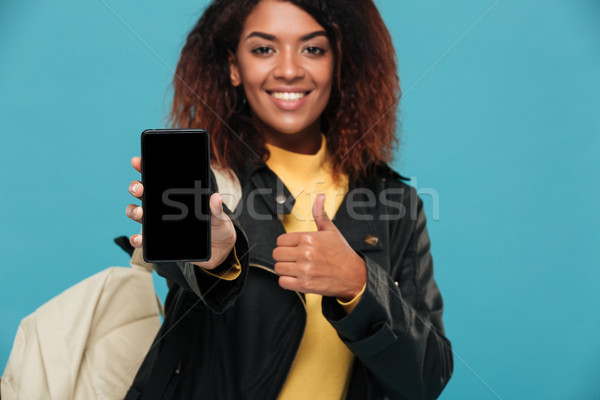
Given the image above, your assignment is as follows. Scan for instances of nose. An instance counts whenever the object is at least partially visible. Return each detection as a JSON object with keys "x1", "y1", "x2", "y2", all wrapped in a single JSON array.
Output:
[{"x1": 273, "y1": 48, "x2": 304, "y2": 81}]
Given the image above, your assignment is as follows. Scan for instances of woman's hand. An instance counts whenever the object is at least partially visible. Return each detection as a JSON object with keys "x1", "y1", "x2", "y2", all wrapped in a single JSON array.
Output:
[
  {"x1": 126, "y1": 156, "x2": 236, "y2": 270},
  {"x1": 272, "y1": 194, "x2": 367, "y2": 302}
]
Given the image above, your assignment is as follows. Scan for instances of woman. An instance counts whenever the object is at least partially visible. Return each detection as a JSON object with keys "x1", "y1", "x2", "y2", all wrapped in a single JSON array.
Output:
[{"x1": 124, "y1": 0, "x2": 453, "y2": 398}]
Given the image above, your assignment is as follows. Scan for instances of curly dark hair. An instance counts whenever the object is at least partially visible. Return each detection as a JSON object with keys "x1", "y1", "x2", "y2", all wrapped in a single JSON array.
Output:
[{"x1": 170, "y1": 0, "x2": 401, "y2": 183}]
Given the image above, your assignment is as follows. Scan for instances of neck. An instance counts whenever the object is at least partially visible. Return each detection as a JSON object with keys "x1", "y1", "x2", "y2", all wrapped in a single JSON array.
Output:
[{"x1": 252, "y1": 115, "x2": 323, "y2": 155}]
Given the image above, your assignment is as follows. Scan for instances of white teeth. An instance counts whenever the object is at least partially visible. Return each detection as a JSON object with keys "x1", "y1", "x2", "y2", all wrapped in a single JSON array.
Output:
[{"x1": 270, "y1": 92, "x2": 306, "y2": 101}]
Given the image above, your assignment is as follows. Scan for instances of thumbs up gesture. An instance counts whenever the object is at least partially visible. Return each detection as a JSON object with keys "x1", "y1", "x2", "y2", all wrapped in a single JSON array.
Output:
[{"x1": 272, "y1": 194, "x2": 367, "y2": 302}]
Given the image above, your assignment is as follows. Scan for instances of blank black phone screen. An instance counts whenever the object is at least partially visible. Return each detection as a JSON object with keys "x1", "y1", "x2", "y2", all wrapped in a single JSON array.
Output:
[{"x1": 141, "y1": 129, "x2": 210, "y2": 262}]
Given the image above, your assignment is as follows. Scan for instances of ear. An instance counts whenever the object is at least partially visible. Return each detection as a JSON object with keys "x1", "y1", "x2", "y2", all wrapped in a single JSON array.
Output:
[{"x1": 228, "y1": 50, "x2": 242, "y2": 87}]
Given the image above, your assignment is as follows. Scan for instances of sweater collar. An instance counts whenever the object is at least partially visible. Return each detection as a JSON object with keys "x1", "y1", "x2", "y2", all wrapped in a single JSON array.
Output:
[{"x1": 264, "y1": 133, "x2": 328, "y2": 178}]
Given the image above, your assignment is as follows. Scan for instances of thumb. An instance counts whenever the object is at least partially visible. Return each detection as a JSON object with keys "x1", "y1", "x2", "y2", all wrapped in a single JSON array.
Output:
[
  {"x1": 313, "y1": 194, "x2": 336, "y2": 231},
  {"x1": 210, "y1": 193, "x2": 227, "y2": 222}
]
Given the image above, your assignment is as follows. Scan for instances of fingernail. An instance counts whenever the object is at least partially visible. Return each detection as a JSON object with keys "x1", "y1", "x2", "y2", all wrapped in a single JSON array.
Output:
[
  {"x1": 131, "y1": 207, "x2": 137, "y2": 219},
  {"x1": 130, "y1": 184, "x2": 139, "y2": 195},
  {"x1": 133, "y1": 235, "x2": 141, "y2": 244}
]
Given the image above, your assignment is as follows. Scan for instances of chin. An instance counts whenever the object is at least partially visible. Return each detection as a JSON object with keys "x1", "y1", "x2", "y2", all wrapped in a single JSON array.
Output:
[
  {"x1": 274, "y1": 125, "x2": 309, "y2": 135},
  {"x1": 271, "y1": 116, "x2": 319, "y2": 135}
]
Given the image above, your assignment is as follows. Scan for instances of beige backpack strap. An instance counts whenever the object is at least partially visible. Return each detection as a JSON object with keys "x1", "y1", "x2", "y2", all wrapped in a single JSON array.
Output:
[
  {"x1": 131, "y1": 238, "x2": 165, "y2": 318},
  {"x1": 211, "y1": 165, "x2": 242, "y2": 212},
  {"x1": 131, "y1": 242, "x2": 154, "y2": 273}
]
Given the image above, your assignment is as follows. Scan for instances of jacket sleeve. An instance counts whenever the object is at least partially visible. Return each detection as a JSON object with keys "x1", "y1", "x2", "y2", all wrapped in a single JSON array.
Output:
[{"x1": 322, "y1": 189, "x2": 453, "y2": 399}]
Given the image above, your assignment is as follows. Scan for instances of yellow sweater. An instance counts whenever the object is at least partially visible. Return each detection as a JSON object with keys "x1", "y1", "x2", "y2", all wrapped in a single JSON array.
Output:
[{"x1": 265, "y1": 134, "x2": 360, "y2": 400}]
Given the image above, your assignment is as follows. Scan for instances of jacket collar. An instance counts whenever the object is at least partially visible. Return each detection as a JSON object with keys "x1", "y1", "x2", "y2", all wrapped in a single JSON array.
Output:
[
  {"x1": 238, "y1": 156, "x2": 296, "y2": 216},
  {"x1": 239, "y1": 157, "x2": 384, "y2": 254},
  {"x1": 331, "y1": 177, "x2": 384, "y2": 252}
]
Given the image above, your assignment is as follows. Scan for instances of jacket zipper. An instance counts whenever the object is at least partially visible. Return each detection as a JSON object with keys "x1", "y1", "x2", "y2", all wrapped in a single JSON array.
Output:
[{"x1": 248, "y1": 262, "x2": 308, "y2": 396}]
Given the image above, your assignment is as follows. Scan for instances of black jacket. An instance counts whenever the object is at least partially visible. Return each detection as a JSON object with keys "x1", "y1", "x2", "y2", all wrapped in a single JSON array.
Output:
[{"x1": 124, "y1": 158, "x2": 453, "y2": 400}]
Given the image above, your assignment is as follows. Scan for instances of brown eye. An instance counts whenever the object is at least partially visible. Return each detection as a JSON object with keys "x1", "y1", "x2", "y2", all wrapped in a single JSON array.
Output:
[
  {"x1": 252, "y1": 46, "x2": 274, "y2": 55},
  {"x1": 304, "y1": 46, "x2": 326, "y2": 55}
]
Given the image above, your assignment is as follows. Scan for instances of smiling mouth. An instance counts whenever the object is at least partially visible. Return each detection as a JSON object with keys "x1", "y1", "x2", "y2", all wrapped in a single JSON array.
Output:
[{"x1": 267, "y1": 91, "x2": 311, "y2": 101}]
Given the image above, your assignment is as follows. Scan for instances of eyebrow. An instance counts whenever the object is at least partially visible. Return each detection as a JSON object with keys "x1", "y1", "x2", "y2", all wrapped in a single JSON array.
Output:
[{"x1": 245, "y1": 30, "x2": 327, "y2": 42}]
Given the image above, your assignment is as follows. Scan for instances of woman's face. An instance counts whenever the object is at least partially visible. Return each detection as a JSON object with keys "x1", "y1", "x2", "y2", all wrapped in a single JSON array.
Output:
[{"x1": 229, "y1": 0, "x2": 334, "y2": 147}]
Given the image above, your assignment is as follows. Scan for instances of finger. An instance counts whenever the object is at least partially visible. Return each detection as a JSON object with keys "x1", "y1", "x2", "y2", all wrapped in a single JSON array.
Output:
[
  {"x1": 131, "y1": 156, "x2": 142, "y2": 173},
  {"x1": 126, "y1": 204, "x2": 143, "y2": 223},
  {"x1": 272, "y1": 247, "x2": 297, "y2": 262},
  {"x1": 312, "y1": 193, "x2": 336, "y2": 232},
  {"x1": 276, "y1": 232, "x2": 302, "y2": 247},
  {"x1": 274, "y1": 261, "x2": 299, "y2": 277},
  {"x1": 130, "y1": 234, "x2": 143, "y2": 248},
  {"x1": 129, "y1": 180, "x2": 144, "y2": 199},
  {"x1": 278, "y1": 275, "x2": 300, "y2": 292}
]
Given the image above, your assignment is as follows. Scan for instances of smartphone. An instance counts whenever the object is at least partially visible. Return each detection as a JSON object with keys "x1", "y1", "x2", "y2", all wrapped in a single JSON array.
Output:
[{"x1": 141, "y1": 129, "x2": 211, "y2": 262}]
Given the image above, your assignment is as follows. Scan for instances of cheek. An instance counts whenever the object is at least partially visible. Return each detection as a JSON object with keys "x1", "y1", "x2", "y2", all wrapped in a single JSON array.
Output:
[
  {"x1": 238, "y1": 61, "x2": 268, "y2": 92},
  {"x1": 313, "y1": 61, "x2": 335, "y2": 96},
  {"x1": 314, "y1": 72, "x2": 334, "y2": 106}
]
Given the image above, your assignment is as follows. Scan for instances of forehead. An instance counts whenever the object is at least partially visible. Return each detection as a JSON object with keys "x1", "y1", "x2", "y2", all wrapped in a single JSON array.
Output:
[{"x1": 243, "y1": 0, "x2": 325, "y2": 37}]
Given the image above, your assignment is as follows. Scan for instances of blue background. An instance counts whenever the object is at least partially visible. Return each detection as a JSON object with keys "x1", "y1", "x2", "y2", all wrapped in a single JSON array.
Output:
[{"x1": 1, "y1": 0, "x2": 598, "y2": 398}]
